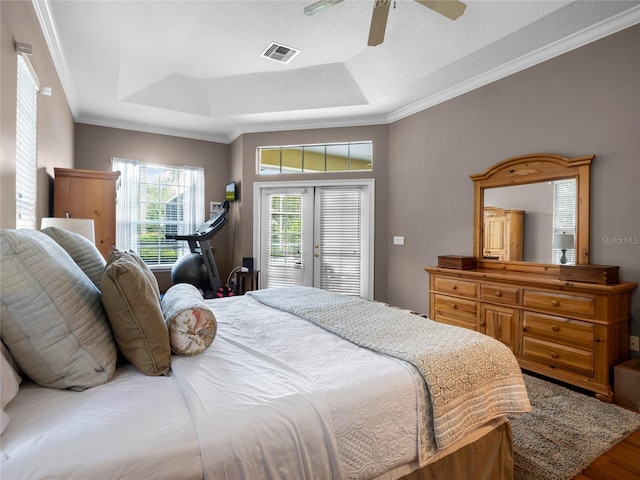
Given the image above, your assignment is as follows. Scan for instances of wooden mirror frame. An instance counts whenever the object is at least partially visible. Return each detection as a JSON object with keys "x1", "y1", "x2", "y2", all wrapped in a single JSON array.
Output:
[{"x1": 470, "y1": 153, "x2": 594, "y2": 274}]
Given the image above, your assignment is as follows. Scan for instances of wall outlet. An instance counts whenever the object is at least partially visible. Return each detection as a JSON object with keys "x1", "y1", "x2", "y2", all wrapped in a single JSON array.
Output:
[{"x1": 631, "y1": 335, "x2": 640, "y2": 352}]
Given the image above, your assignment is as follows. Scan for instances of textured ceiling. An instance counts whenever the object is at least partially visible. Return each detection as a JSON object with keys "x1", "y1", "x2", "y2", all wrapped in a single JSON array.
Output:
[{"x1": 35, "y1": 0, "x2": 640, "y2": 143}]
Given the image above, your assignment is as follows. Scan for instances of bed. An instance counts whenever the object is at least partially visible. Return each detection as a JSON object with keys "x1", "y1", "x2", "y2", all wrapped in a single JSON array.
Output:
[{"x1": 0, "y1": 228, "x2": 530, "y2": 480}]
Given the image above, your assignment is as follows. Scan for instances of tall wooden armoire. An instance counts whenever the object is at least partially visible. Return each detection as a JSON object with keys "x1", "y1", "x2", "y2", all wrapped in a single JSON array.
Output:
[
  {"x1": 482, "y1": 207, "x2": 524, "y2": 261},
  {"x1": 53, "y1": 168, "x2": 120, "y2": 259}
]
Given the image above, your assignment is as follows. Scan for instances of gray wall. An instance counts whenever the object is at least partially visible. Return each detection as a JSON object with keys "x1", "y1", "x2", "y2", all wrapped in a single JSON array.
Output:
[
  {"x1": 73, "y1": 123, "x2": 231, "y2": 290},
  {"x1": 386, "y1": 25, "x2": 640, "y2": 348},
  {"x1": 1, "y1": 0, "x2": 75, "y2": 229}
]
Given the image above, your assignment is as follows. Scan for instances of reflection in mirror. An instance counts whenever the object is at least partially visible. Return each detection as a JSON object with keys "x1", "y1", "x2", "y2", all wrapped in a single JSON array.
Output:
[{"x1": 482, "y1": 178, "x2": 576, "y2": 264}]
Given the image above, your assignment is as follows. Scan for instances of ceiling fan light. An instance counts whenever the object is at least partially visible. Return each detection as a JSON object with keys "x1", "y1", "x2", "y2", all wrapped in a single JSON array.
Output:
[{"x1": 304, "y1": 0, "x2": 345, "y2": 16}]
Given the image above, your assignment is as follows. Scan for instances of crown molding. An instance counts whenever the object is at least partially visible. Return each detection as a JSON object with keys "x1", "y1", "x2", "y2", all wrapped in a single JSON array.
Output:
[
  {"x1": 32, "y1": 0, "x2": 80, "y2": 116},
  {"x1": 388, "y1": 4, "x2": 640, "y2": 123},
  {"x1": 227, "y1": 113, "x2": 390, "y2": 143},
  {"x1": 76, "y1": 116, "x2": 230, "y2": 144}
]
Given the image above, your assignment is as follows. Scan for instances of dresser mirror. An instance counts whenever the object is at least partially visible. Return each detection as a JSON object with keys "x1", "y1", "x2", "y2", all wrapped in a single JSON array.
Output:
[{"x1": 470, "y1": 153, "x2": 594, "y2": 273}]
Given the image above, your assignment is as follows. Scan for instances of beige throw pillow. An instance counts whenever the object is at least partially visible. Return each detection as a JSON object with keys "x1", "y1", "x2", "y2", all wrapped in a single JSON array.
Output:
[
  {"x1": 107, "y1": 247, "x2": 161, "y2": 300},
  {"x1": 101, "y1": 255, "x2": 170, "y2": 376}
]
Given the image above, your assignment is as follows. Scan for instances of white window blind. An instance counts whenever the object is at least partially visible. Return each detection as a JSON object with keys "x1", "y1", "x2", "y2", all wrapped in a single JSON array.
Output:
[
  {"x1": 552, "y1": 179, "x2": 577, "y2": 264},
  {"x1": 265, "y1": 192, "x2": 306, "y2": 287},
  {"x1": 316, "y1": 187, "x2": 363, "y2": 296},
  {"x1": 15, "y1": 55, "x2": 38, "y2": 229},
  {"x1": 112, "y1": 158, "x2": 205, "y2": 266}
]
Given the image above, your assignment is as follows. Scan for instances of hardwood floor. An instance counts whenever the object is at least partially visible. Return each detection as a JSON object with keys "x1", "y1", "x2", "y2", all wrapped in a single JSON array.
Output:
[{"x1": 572, "y1": 429, "x2": 640, "y2": 480}]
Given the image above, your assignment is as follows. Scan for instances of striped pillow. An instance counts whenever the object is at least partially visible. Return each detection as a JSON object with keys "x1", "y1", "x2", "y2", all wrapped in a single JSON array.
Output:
[
  {"x1": 42, "y1": 226, "x2": 105, "y2": 290},
  {"x1": 0, "y1": 229, "x2": 116, "y2": 390}
]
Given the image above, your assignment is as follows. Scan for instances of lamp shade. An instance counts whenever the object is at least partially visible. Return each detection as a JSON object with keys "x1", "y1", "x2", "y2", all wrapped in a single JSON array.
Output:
[
  {"x1": 554, "y1": 233, "x2": 575, "y2": 250},
  {"x1": 41, "y1": 218, "x2": 95, "y2": 244}
]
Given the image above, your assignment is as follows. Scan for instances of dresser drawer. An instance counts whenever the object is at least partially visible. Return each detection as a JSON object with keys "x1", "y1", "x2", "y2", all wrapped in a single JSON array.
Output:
[
  {"x1": 523, "y1": 290, "x2": 595, "y2": 318},
  {"x1": 433, "y1": 294, "x2": 477, "y2": 320},
  {"x1": 480, "y1": 283, "x2": 520, "y2": 305},
  {"x1": 522, "y1": 312, "x2": 594, "y2": 349},
  {"x1": 432, "y1": 313, "x2": 478, "y2": 331},
  {"x1": 522, "y1": 337, "x2": 594, "y2": 377},
  {"x1": 434, "y1": 277, "x2": 477, "y2": 299}
]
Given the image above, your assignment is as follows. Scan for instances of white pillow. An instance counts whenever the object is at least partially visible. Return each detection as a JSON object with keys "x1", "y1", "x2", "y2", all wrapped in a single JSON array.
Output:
[
  {"x1": 0, "y1": 229, "x2": 117, "y2": 390},
  {"x1": 1, "y1": 342, "x2": 22, "y2": 434}
]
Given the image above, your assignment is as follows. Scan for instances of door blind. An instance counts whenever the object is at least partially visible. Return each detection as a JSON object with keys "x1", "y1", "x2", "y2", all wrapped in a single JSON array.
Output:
[
  {"x1": 317, "y1": 187, "x2": 362, "y2": 296},
  {"x1": 265, "y1": 193, "x2": 305, "y2": 287},
  {"x1": 16, "y1": 55, "x2": 38, "y2": 229}
]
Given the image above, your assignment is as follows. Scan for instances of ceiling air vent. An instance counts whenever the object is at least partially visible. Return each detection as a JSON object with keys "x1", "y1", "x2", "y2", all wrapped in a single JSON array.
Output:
[{"x1": 261, "y1": 42, "x2": 300, "y2": 64}]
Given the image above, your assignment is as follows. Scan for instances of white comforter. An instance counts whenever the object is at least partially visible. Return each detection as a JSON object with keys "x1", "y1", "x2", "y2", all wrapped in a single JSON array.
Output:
[
  {"x1": 173, "y1": 295, "x2": 420, "y2": 480},
  {"x1": 2, "y1": 295, "x2": 420, "y2": 479},
  {"x1": 2, "y1": 293, "x2": 524, "y2": 480}
]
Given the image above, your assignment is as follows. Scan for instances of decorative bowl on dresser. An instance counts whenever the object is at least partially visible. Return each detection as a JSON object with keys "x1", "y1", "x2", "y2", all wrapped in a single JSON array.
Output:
[{"x1": 426, "y1": 153, "x2": 638, "y2": 402}]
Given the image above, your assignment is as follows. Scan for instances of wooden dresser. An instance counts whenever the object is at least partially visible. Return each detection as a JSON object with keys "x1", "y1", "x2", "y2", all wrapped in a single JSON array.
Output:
[
  {"x1": 53, "y1": 168, "x2": 121, "y2": 259},
  {"x1": 424, "y1": 266, "x2": 637, "y2": 401}
]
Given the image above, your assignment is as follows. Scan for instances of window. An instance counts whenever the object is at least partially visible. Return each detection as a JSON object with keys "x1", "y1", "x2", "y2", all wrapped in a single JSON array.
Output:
[
  {"x1": 112, "y1": 158, "x2": 205, "y2": 266},
  {"x1": 258, "y1": 142, "x2": 372, "y2": 174},
  {"x1": 552, "y1": 179, "x2": 577, "y2": 264},
  {"x1": 15, "y1": 55, "x2": 38, "y2": 229}
]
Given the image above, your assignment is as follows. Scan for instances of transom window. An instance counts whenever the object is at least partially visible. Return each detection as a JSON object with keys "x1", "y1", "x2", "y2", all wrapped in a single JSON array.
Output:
[
  {"x1": 112, "y1": 158, "x2": 204, "y2": 266},
  {"x1": 258, "y1": 142, "x2": 372, "y2": 174}
]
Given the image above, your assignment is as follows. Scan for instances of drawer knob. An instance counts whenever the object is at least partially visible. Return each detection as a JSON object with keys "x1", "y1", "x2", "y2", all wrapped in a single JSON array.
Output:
[
  {"x1": 550, "y1": 351, "x2": 559, "y2": 359},
  {"x1": 494, "y1": 291, "x2": 502, "y2": 297},
  {"x1": 551, "y1": 300, "x2": 560, "y2": 307},
  {"x1": 451, "y1": 285, "x2": 458, "y2": 290},
  {"x1": 451, "y1": 304, "x2": 457, "y2": 309},
  {"x1": 551, "y1": 325, "x2": 559, "y2": 332}
]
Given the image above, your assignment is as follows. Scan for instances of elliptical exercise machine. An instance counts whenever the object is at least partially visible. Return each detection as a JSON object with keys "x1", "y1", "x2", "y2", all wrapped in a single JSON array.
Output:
[{"x1": 166, "y1": 200, "x2": 229, "y2": 298}]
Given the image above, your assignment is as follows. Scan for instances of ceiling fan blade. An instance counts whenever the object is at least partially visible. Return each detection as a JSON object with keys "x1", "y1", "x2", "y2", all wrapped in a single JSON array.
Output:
[
  {"x1": 414, "y1": 0, "x2": 466, "y2": 20},
  {"x1": 368, "y1": 0, "x2": 391, "y2": 47},
  {"x1": 304, "y1": 0, "x2": 344, "y2": 16}
]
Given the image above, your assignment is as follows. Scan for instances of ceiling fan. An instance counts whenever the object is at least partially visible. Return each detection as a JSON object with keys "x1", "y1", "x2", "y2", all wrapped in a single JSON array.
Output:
[{"x1": 304, "y1": 0, "x2": 466, "y2": 46}]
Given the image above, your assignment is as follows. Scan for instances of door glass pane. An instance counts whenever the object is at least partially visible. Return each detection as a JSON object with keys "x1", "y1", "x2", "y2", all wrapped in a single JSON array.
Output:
[{"x1": 266, "y1": 194, "x2": 304, "y2": 287}]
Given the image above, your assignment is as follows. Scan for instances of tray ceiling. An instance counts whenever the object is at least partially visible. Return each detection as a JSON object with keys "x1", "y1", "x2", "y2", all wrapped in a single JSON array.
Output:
[{"x1": 35, "y1": 0, "x2": 640, "y2": 143}]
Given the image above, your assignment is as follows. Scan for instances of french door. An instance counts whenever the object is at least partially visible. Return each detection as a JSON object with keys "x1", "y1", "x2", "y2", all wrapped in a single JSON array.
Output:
[{"x1": 255, "y1": 180, "x2": 374, "y2": 299}]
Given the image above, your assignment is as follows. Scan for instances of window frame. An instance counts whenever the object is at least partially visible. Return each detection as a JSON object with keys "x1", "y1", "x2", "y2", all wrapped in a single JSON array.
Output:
[{"x1": 112, "y1": 158, "x2": 205, "y2": 268}]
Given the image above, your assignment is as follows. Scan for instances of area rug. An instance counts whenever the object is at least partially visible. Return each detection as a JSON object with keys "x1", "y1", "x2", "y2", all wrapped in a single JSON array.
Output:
[{"x1": 509, "y1": 373, "x2": 640, "y2": 480}]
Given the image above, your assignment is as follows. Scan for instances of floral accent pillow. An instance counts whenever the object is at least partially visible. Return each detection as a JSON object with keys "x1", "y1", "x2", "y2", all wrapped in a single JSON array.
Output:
[{"x1": 161, "y1": 283, "x2": 217, "y2": 356}]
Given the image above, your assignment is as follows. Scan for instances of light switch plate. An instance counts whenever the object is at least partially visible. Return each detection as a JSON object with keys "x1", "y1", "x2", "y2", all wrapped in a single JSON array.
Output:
[{"x1": 393, "y1": 236, "x2": 405, "y2": 245}]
